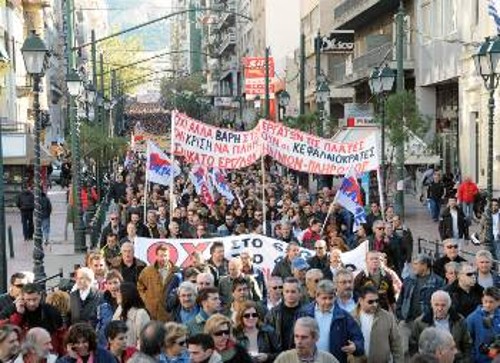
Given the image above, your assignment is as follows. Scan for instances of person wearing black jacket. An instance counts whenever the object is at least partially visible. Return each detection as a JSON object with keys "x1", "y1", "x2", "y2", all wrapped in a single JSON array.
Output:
[
  {"x1": 110, "y1": 174, "x2": 127, "y2": 203},
  {"x1": 99, "y1": 212, "x2": 126, "y2": 248},
  {"x1": 427, "y1": 172, "x2": 446, "y2": 222},
  {"x1": 445, "y1": 263, "x2": 484, "y2": 317},
  {"x1": 433, "y1": 239, "x2": 467, "y2": 278},
  {"x1": 439, "y1": 197, "x2": 468, "y2": 240},
  {"x1": 16, "y1": 187, "x2": 35, "y2": 242},
  {"x1": 307, "y1": 239, "x2": 329, "y2": 277},
  {"x1": 0, "y1": 273, "x2": 28, "y2": 319},
  {"x1": 69, "y1": 268, "x2": 102, "y2": 328},
  {"x1": 40, "y1": 192, "x2": 52, "y2": 245}
]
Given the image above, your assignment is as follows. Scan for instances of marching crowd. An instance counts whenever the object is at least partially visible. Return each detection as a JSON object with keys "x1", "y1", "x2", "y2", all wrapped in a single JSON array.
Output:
[{"x1": 1, "y1": 149, "x2": 499, "y2": 363}]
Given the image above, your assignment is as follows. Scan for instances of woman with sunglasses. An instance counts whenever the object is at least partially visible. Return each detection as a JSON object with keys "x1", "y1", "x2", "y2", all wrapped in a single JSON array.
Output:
[
  {"x1": 204, "y1": 314, "x2": 252, "y2": 363},
  {"x1": 233, "y1": 301, "x2": 280, "y2": 363},
  {"x1": 159, "y1": 322, "x2": 189, "y2": 363}
]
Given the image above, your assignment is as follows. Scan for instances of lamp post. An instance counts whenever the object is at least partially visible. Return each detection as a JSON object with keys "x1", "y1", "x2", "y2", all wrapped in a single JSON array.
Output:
[
  {"x1": 66, "y1": 69, "x2": 87, "y2": 253},
  {"x1": 84, "y1": 83, "x2": 96, "y2": 121},
  {"x1": 473, "y1": 36, "x2": 500, "y2": 259},
  {"x1": 316, "y1": 72, "x2": 330, "y2": 135},
  {"x1": 254, "y1": 95, "x2": 261, "y2": 119},
  {"x1": 369, "y1": 65, "x2": 395, "y2": 196},
  {"x1": 278, "y1": 90, "x2": 290, "y2": 121},
  {"x1": 21, "y1": 31, "x2": 50, "y2": 282}
]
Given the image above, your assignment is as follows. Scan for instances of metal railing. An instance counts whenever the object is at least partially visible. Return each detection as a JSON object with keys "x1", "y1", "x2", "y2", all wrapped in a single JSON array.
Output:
[{"x1": 89, "y1": 184, "x2": 112, "y2": 248}]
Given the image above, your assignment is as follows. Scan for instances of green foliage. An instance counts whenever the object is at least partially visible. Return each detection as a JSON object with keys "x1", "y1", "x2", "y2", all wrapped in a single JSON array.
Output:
[
  {"x1": 160, "y1": 73, "x2": 212, "y2": 119},
  {"x1": 283, "y1": 112, "x2": 321, "y2": 133},
  {"x1": 384, "y1": 90, "x2": 431, "y2": 147},
  {"x1": 79, "y1": 123, "x2": 128, "y2": 162}
]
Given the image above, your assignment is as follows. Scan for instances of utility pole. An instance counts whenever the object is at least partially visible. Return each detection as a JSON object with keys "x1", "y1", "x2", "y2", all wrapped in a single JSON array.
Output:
[
  {"x1": 300, "y1": 33, "x2": 305, "y2": 116},
  {"x1": 395, "y1": 0, "x2": 405, "y2": 218},
  {"x1": 265, "y1": 47, "x2": 270, "y2": 119}
]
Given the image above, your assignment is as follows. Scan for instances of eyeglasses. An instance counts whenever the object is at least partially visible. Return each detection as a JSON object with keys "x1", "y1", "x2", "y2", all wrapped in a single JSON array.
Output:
[
  {"x1": 465, "y1": 272, "x2": 477, "y2": 277},
  {"x1": 367, "y1": 299, "x2": 379, "y2": 305},
  {"x1": 375, "y1": 227, "x2": 384, "y2": 230},
  {"x1": 446, "y1": 245, "x2": 458, "y2": 249},
  {"x1": 175, "y1": 339, "x2": 186, "y2": 346},
  {"x1": 213, "y1": 329, "x2": 230, "y2": 337},
  {"x1": 13, "y1": 284, "x2": 24, "y2": 288},
  {"x1": 271, "y1": 286, "x2": 283, "y2": 290},
  {"x1": 243, "y1": 313, "x2": 259, "y2": 319},
  {"x1": 314, "y1": 247, "x2": 325, "y2": 250},
  {"x1": 110, "y1": 217, "x2": 117, "y2": 220}
]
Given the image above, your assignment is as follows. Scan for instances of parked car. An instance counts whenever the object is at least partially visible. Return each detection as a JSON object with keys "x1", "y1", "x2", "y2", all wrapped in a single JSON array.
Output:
[{"x1": 49, "y1": 160, "x2": 62, "y2": 185}]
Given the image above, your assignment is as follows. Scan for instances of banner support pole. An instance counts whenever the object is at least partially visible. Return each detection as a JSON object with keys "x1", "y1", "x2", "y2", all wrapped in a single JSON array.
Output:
[
  {"x1": 261, "y1": 155, "x2": 266, "y2": 235},
  {"x1": 144, "y1": 143, "x2": 149, "y2": 224},
  {"x1": 377, "y1": 167, "x2": 386, "y2": 221},
  {"x1": 169, "y1": 111, "x2": 176, "y2": 224}
]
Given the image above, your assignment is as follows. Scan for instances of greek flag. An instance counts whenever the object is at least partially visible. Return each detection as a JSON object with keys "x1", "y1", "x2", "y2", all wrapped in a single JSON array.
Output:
[{"x1": 488, "y1": 0, "x2": 500, "y2": 34}]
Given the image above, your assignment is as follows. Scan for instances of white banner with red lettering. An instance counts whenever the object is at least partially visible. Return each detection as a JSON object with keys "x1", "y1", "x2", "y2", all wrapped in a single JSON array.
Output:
[
  {"x1": 134, "y1": 234, "x2": 368, "y2": 277},
  {"x1": 172, "y1": 113, "x2": 379, "y2": 175}
]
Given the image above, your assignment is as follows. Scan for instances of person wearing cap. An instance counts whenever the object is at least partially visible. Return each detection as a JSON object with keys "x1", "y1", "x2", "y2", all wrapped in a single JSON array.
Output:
[
  {"x1": 396, "y1": 254, "x2": 445, "y2": 357},
  {"x1": 433, "y1": 239, "x2": 467, "y2": 279},
  {"x1": 292, "y1": 257, "x2": 310, "y2": 286},
  {"x1": 466, "y1": 287, "x2": 500, "y2": 363},
  {"x1": 308, "y1": 240, "x2": 330, "y2": 277}
]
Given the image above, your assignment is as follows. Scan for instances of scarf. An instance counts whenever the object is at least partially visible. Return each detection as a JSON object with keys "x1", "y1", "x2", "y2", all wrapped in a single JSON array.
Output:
[{"x1": 219, "y1": 340, "x2": 238, "y2": 361}]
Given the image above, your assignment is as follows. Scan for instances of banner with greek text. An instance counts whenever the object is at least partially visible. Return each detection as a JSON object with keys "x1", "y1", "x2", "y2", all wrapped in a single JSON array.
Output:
[
  {"x1": 173, "y1": 113, "x2": 262, "y2": 169},
  {"x1": 260, "y1": 120, "x2": 379, "y2": 175},
  {"x1": 134, "y1": 234, "x2": 368, "y2": 277}
]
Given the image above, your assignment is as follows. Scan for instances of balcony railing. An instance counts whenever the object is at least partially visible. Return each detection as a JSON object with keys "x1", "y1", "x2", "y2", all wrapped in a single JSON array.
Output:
[
  {"x1": 352, "y1": 42, "x2": 393, "y2": 74},
  {"x1": 218, "y1": 28, "x2": 236, "y2": 55},
  {"x1": 333, "y1": 0, "x2": 398, "y2": 29}
]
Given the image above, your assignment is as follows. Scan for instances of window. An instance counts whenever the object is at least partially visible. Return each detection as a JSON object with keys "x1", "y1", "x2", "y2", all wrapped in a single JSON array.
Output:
[
  {"x1": 421, "y1": 2, "x2": 431, "y2": 42},
  {"x1": 443, "y1": 0, "x2": 457, "y2": 34}
]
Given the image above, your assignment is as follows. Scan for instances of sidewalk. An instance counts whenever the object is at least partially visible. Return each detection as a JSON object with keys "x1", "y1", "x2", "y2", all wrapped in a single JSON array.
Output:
[{"x1": 6, "y1": 186, "x2": 86, "y2": 283}]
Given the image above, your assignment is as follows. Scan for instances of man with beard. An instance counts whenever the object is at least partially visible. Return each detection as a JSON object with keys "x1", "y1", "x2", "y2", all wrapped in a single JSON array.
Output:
[
  {"x1": 0, "y1": 325, "x2": 21, "y2": 363},
  {"x1": 16, "y1": 328, "x2": 57, "y2": 363}
]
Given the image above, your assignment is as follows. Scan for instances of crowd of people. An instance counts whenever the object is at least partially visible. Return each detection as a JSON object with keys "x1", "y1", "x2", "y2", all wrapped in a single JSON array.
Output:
[
  {"x1": 1, "y1": 147, "x2": 500, "y2": 363},
  {"x1": 125, "y1": 103, "x2": 170, "y2": 136}
]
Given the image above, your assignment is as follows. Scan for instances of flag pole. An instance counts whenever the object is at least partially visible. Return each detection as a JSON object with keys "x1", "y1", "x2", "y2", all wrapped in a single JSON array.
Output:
[
  {"x1": 377, "y1": 166, "x2": 386, "y2": 221},
  {"x1": 261, "y1": 155, "x2": 266, "y2": 234},
  {"x1": 320, "y1": 190, "x2": 338, "y2": 236},
  {"x1": 144, "y1": 142, "x2": 149, "y2": 224},
  {"x1": 169, "y1": 110, "x2": 176, "y2": 224}
]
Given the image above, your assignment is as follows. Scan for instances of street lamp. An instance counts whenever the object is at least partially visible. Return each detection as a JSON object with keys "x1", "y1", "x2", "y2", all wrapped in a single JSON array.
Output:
[
  {"x1": 21, "y1": 31, "x2": 50, "y2": 282},
  {"x1": 473, "y1": 36, "x2": 500, "y2": 259},
  {"x1": 66, "y1": 68, "x2": 87, "y2": 253},
  {"x1": 279, "y1": 90, "x2": 290, "y2": 121},
  {"x1": 254, "y1": 95, "x2": 261, "y2": 117},
  {"x1": 316, "y1": 72, "x2": 330, "y2": 134},
  {"x1": 369, "y1": 65, "x2": 395, "y2": 196}
]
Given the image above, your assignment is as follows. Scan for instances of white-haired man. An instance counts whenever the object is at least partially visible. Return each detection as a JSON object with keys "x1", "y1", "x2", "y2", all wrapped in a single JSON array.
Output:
[
  {"x1": 14, "y1": 327, "x2": 57, "y2": 363},
  {"x1": 475, "y1": 250, "x2": 500, "y2": 288},
  {"x1": 409, "y1": 290, "x2": 472, "y2": 361},
  {"x1": 240, "y1": 248, "x2": 267, "y2": 302},
  {"x1": 69, "y1": 267, "x2": 102, "y2": 328},
  {"x1": 169, "y1": 281, "x2": 200, "y2": 324},
  {"x1": 274, "y1": 317, "x2": 339, "y2": 363},
  {"x1": 118, "y1": 242, "x2": 146, "y2": 284},
  {"x1": 418, "y1": 327, "x2": 458, "y2": 363}
]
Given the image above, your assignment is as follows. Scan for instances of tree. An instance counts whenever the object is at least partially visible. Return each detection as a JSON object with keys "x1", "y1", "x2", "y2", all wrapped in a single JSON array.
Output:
[
  {"x1": 283, "y1": 112, "x2": 321, "y2": 134},
  {"x1": 78, "y1": 123, "x2": 128, "y2": 165},
  {"x1": 160, "y1": 73, "x2": 212, "y2": 120}
]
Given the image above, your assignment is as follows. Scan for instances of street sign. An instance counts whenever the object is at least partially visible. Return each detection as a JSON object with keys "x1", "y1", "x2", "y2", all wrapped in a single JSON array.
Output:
[{"x1": 320, "y1": 30, "x2": 355, "y2": 53}]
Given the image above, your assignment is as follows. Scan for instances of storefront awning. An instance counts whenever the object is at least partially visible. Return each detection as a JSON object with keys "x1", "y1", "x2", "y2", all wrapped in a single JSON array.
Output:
[{"x1": 331, "y1": 126, "x2": 440, "y2": 166}]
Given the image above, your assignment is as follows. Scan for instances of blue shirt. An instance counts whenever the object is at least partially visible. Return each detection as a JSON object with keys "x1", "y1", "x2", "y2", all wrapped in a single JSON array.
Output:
[
  {"x1": 314, "y1": 304, "x2": 333, "y2": 352},
  {"x1": 159, "y1": 350, "x2": 190, "y2": 363},
  {"x1": 180, "y1": 305, "x2": 199, "y2": 324}
]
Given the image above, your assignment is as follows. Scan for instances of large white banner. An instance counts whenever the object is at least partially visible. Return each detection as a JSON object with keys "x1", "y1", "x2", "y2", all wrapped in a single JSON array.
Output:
[{"x1": 134, "y1": 234, "x2": 368, "y2": 277}]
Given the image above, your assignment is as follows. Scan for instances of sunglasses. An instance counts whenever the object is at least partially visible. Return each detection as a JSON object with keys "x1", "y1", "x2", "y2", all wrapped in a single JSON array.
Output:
[
  {"x1": 446, "y1": 245, "x2": 458, "y2": 249},
  {"x1": 376, "y1": 227, "x2": 384, "y2": 230},
  {"x1": 314, "y1": 247, "x2": 325, "y2": 250},
  {"x1": 175, "y1": 339, "x2": 186, "y2": 346},
  {"x1": 243, "y1": 313, "x2": 259, "y2": 319},
  {"x1": 213, "y1": 329, "x2": 230, "y2": 337},
  {"x1": 13, "y1": 284, "x2": 24, "y2": 288},
  {"x1": 271, "y1": 286, "x2": 283, "y2": 290},
  {"x1": 465, "y1": 272, "x2": 477, "y2": 277},
  {"x1": 367, "y1": 299, "x2": 379, "y2": 305}
]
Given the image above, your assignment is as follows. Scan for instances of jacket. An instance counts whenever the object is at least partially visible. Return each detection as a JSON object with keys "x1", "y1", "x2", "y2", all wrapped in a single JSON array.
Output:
[
  {"x1": 445, "y1": 281, "x2": 483, "y2": 318},
  {"x1": 275, "y1": 350, "x2": 339, "y2": 363},
  {"x1": 218, "y1": 274, "x2": 262, "y2": 306},
  {"x1": 439, "y1": 207, "x2": 468, "y2": 240},
  {"x1": 433, "y1": 254, "x2": 467, "y2": 279},
  {"x1": 264, "y1": 302, "x2": 302, "y2": 350},
  {"x1": 17, "y1": 191, "x2": 34, "y2": 211},
  {"x1": 297, "y1": 302, "x2": 364, "y2": 363},
  {"x1": 186, "y1": 310, "x2": 211, "y2": 336},
  {"x1": 69, "y1": 289, "x2": 102, "y2": 327},
  {"x1": 351, "y1": 306, "x2": 403, "y2": 363},
  {"x1": 96, "y1": 290, "x2": 118, "y2": 348},
  {"x1": 271, "y1": 257, "x2": 293, "y2": 279},
  {"x1": 308, "y1": 254, "x2": 330, "y2": 276},
  {"x1": 119, "y1": 258, "x2": 147, "y2": 285},
  {"x1": 40, "y1": 194, "x2": 52, "y2": 219},
  {"x1": 233, "y1": 324, "x2": 281, "y2": 362},
  {"x1": 127, "y1": 352, "x2": 157, "y2": 363},
  {"x1": 99, "y1": 222, "x2": 127, "y2": 248},
  {"x1": 113, "y1": 306, "x2": 151, "y2": 347},
  {"x1": 0, "y1": 294, "x2": 15, "y2": 319},
  {"x1": 242, "y1": 265, "x2": 267, "y2": 303},
  {"x1": 466, "y1": 306, "x2": 500, "y2": 363},
  {"x1": 353, "y1": 269, "x2": 396, "y2": 311},
  {"x1": 457, "y1": 181, "x2": 479, "y2": 204},
  {"x1": 395, "y1": 272, "x2": 445, "y2": 322},
  {"x1": 137, "y1": 262, "x2": 179, "y2": 322},
  {"x1": 55, "y1": 348, "x2": 116, "y2": 363},
  {"x1": 409, "y1": 309, "x2": 472, "y2": 363}
]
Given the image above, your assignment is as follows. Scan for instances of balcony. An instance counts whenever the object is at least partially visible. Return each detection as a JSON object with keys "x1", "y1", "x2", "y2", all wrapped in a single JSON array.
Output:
[
  {"x1": 332, "y1": 41, "x2": 413, "y2": 87},
  {"x1": 213, "y1": 0, "x2": 236, "y2": 30},
  {"x1": 333, "y1": 0, "x2": 399, "y2": 29},
  {"x1": 218, "y1": 28, "x2": 236, "y2": 55}
]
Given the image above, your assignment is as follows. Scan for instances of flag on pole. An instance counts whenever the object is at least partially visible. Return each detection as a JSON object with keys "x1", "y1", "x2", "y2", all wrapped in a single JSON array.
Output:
[
  {"x1": 146, "y1": 141, "x2": 180, "y2": 186},
  {"x1": 189, "y1": 165, "x2": 215, "y2": 208},
  {"x1": 334, "y1": 167, "x2": 367, "y2": 232},
  {"x1": 488, "y1": 0, "x2": 500, "y2": 33},
  {"x1": 209, "y1": 168, "x2": 235, "y2": 203}
]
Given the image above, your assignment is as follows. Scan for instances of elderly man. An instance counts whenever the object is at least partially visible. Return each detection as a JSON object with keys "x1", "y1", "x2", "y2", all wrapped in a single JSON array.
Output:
[
  {"x1": 298, "y1": 280, "x2": 364, "y2": 363},
  {"x1": 99, "y1": 212, "x2": 126, "y2": 248},
  {"x1": 240, "y1": 248, "x2": 267, "y2": 302},
  {"x1": 335, "y1": 269, "x2": 357, "y2": 313},
  {"x1": 218, "y1": 257, "x2": 261, "y2": 306},
  {"x1": 275, "y1": 317, "x2": 339, "y2": 363},
  {"x1": 267, "y1": 276, "x2": 283, "y2": 310},
  {"x1": 196, "y1": 272, "x2": 215, "y2": 291},
  {"x1": 410, "y1": 290, "x2": 472, "y2": 362},
  {"x1": 445, "y1": 262, "x2": 483, "y2": 317},
  {"x1": 168, "y1": 281, "x2": 200, "y2": 324},
  {"x1": 118, "y1": 242, "x2": 147, "y2": 284},
  {"x1": 291, "y1": 257, "x2": 309, "y2": 286},
  {"x1": 69, "y1": 267, "x2": 102, "y2": 327},
  {"x1": 418, "y1": 327, "x2": 458, "y2": 363},
  {"x1": 272, "y1": 241, "x2": 301, "y2": 279},
  {"x1": 433, "y1": 238, "x2": 467, "y2": 278},
  {"x1": 308, "y1": 240, "x2": 329, "y2": 276},
  {"x1": 145, "y1": 210, "x2": 160, "y2": 238},
  {"x1": 14, "y1": 327, "x2": 57, "y2": 363},
  {"x1": 304, "y1": 269, "x2": 324, "y2": 304},
  {"x1": 353, "y1": 286, "x2": 402, "y2": 363},
  {"x1": 354, "y1": 251, "x2": 396, "y2": 312},
  {"x1": 278, "y1": 222, "x2": 298, "y2": 243},
  {"x1": 324, "y1": 249, "x2": 343, "y2": 281},
  {"x1": 475, "y1": 250, "x2": 500, "y2": 288}
]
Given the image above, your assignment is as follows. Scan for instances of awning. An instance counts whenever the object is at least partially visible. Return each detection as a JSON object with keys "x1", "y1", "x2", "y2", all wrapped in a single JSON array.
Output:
[{"x1": 331, "y1": 126, "x2": 440, "y2": 166}]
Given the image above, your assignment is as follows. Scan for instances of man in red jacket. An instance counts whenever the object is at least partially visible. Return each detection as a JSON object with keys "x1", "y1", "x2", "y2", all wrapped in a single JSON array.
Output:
[{"x1": 457, "y1": 176, "x2": 479, "y2": 225}]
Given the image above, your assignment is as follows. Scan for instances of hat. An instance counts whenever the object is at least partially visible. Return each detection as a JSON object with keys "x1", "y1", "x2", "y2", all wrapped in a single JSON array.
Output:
[{"x1": 292, "y1": 257, "x2": 309, "y2": 271}]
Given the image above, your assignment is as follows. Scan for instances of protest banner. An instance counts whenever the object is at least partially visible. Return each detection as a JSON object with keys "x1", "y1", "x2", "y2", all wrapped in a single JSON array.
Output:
[
  {"x1": 134, "y1": 234, "x2": 368, "y2": 278},
  {"x1": 173, "y1": 113, "x2": 262, "y2": 169},
  {"x1": 260, "y1": 119, "x2": 379, "y2": 175}
]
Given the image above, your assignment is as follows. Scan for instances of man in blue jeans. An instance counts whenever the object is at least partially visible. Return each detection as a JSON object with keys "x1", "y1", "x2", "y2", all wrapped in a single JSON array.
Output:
[
  {"x1": 427, "y1": 172, "x2": 445, "y2": 222},
  {"x1": 16, "y1": 186, "x2": 35, "y2": 242}
]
